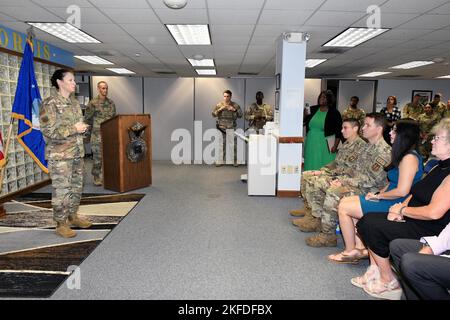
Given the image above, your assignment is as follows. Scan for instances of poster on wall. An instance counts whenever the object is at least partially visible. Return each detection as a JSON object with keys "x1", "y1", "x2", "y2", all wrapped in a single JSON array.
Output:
[{"x1": 411, "y1": 90, "x2": 433, "y2": 105}]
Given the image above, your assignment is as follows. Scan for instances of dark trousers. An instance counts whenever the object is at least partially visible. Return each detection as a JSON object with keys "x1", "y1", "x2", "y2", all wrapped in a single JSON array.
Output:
[{"x1": 390, "y1": 239, "x2": 450, "y2": 300}]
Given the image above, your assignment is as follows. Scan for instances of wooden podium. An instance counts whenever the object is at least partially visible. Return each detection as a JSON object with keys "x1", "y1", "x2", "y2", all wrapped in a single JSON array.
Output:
[{"x1": 101, "y1": 114, "x2": 152, "y2": 192}]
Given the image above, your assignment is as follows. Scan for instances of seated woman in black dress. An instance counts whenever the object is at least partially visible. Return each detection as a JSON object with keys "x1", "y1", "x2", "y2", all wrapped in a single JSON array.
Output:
[{"x1": 352, "y1": 118, "x2": 450, "y2": 300}]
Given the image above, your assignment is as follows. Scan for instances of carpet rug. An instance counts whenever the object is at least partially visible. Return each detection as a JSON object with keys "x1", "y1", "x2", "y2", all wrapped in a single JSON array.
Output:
[{"x1": 0, "y1": 193, "x2": 144, "y2": 298}]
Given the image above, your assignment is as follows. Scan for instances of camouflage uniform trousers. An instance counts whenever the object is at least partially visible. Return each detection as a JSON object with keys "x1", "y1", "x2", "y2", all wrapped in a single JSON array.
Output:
[
  {"x1": 319, "y1": 184, "x2": 361, "y2": 234},
  {"x1": 304, "y1": 173, "x2": 335, "y2": 217},
  {"x1": 217, "y1": 129, "x2": 238, "y2": 164},
  {"x1": 300, "y1": 171, "x2": 330, "y2": 209},
  {"x1": 48, "y1": 158, "x2": 84, "y2": 223},
  {"x1": 91, "y1": 136, "x2": 103, "y2": 179}
]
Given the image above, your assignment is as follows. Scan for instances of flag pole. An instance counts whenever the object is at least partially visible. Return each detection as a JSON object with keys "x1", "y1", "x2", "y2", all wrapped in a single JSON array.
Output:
[
  {"x1": 0, "y1": 119, "x2": 15, "y2": 193},
  {"x1": 0, "y1": 27, "x2": 35, "y2": 194}
]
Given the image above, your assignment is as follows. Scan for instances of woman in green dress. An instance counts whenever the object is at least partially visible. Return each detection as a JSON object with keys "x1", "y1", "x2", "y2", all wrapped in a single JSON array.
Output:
[{"x1": 304, "y1": 91, "x2": 343, "y2": 170}]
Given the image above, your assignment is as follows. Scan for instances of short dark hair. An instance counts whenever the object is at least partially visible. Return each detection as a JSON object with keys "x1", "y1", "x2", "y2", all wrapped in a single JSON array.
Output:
[
  {"x1": 223, "y1": 90, "x2": 232, "y2": 96},
  {"x1": 387, "y1": 119, "x2": 420, "y2": 169},
  {"x1": 351, "y1": 96, "x2": 359, "y2": 102},
  {"x1": 97, "y1": 81, "x2": 107, "y2": 87},
  {"x1": 343, "y1": 118, "x2": 360, "y2": 130},
  {"x1": 51, "y1": 69, "x2": 73, "y2": 89},
  {"x1": 366, "y1": 112, "x2": 387, "y2": 129},
  {"x1": 256, "y1": 91, "x2": 264, "y2": 97},
  {"x1": 386, "y1": 95, "x2": 397, "y2": 105}
]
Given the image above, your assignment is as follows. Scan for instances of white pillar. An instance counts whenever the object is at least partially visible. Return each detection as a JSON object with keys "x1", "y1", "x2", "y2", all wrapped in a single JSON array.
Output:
[{"x1": 275, "y1": 33, "x2": 306, "y2": 196}]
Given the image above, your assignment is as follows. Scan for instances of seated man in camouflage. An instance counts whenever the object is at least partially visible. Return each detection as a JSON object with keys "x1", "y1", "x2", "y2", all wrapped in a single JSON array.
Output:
[
  {"x1": 300, "y1": 113, "x2": 391, "y2": 247},
  {"x1": 290, "y1": 118, "x2": 366, "y2": 221}
]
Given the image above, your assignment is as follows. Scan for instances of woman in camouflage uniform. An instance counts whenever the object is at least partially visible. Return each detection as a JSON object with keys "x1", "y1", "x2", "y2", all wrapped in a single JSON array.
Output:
[{"x1": 39, "y1": 69, "x2": 91, "y2": 238}]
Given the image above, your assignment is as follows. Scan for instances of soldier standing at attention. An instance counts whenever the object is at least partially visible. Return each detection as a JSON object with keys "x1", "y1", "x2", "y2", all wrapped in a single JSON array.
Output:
[
  {"x1": 418, "y1": 103, "x2": 441, "y2": 160},
  {"x1": 342, "y1": 96, "x2": 366, "y2": 130},
  {"x1": 212, "y1": 90, "x2": 242, "y2": 166},
  {"x1": 245, "y1": 91, "x2": 273, "y2": 134},
  {"x1": 85, "y1": 81, "x2": 116, "y2": 186},
  {"x1": 401, "y1": 93, "x2": 424, "y2": 121},
  {"x1": 40, "y1": 69, "x2": 92, "y2": 238}
]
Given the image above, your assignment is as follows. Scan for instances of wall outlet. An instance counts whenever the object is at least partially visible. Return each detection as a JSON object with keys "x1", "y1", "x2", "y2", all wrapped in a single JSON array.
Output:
[{"x1": 281, "y1": 166, "x2": 287, "y2": 174}]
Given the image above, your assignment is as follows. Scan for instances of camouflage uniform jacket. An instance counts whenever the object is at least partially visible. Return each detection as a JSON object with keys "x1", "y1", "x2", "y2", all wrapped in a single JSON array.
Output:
[
  {"x1": 322, "y1": 136, "x2": 367, "y2": 176},
  {"x1": 418, "y1": 112, "x2": 440, "y2": 138},
  {"x1": 402, "y1": 103, "x2": 424, "y2": 121},
  {"x1": 245, "y1": 103, "x2": 274, "y2": 130},
  {"x1": 342, "y1": 106, "x2": 366, "y2": 127},
  {"x1": 212, "y1": 101, "x2": 242, "y2": 130},
  {"x1": 443, "y1": 108, "x2": 450, "y2": 119},
  {"x1": 338, "y1": 137, "x2": 392, "y2": 193},
  {"x1": 84, "y1": 96, "x2": 116, "y2": 143},
  {"x1": 39, "y1": 90, "x2": 85, "y2": 160}
]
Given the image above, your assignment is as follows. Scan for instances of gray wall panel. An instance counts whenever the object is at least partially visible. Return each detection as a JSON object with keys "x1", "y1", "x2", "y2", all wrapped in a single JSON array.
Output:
[
  {"x1": 91, "y1": 76, "x2": 143, "y2": 114},
  {"x1": 144, "y1": 78, "x2": 194, "y2": 161}
]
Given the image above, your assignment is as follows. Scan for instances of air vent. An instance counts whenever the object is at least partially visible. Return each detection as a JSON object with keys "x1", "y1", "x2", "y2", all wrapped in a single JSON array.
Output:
[
  {"x1": 320, "y1": 74, "x2": 339, "y2": 77},
  {"x1": 92, "y1": 50, "x2": 116, "y2": 56},
  {"x1": 394, "y1": 75, "x2": 420, "y2": 78},
  {"x1": 318, "y1": 48, "x2": 348, "y2": 54},
  {"x1": 238, "y1": 72, "x2": 259, "y2": 76},
  {"x1": 153, "y1": 70, "x2": 177, "y2": 75}
]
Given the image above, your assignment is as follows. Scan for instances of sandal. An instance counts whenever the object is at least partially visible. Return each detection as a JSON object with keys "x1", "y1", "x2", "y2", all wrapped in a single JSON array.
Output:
[
  {"x1": 355, "y1": 248, "x2": 369, "y2": 260},
  {"x1": 351, "y1": 265, "x2": 380, "y2": 288},
  {"x1": 327, "y1": 251, "x2": 359, "y2": 264},
  {"x1": 363, "y1": 278, "x2": 402, "y2": 300}
]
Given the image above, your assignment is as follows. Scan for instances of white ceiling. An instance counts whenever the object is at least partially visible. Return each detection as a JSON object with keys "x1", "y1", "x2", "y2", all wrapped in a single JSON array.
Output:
[{"x1": 1, "y1": 0, "x2": 450, "y2": 79}]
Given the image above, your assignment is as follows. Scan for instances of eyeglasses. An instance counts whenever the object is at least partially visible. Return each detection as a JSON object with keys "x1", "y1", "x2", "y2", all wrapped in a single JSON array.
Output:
[{"x1": 431, "y1": 135, "x2": 449, "y2": 142}]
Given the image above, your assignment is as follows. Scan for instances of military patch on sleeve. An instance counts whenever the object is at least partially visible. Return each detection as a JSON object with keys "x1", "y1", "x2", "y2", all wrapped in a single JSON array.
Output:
[
  {"x1": 348, "y1": 155, "x2": 358, "y2": 162},
  {"x1": 40, "y1": 116, "x2": 49, "y2": 123},
  {"x1": 371, "y1": 156, "x2": 388, "y2": 172}
]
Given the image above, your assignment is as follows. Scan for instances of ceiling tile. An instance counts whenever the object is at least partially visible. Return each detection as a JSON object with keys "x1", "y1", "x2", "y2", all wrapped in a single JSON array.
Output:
[
  {"x1": 147, "y1": 0, "x2": 206, "y2": 9},
  {"x1": 397, "y1": 14, "x2": 450, "y2": 29},
  {"x1": 265, "y1": 0, "x2": 323, "y2": 10},
  {"x1": 100, "y1": 8, "x2": 160, "y2": 24},
  {"x1": 208, "y1": 9, "x2": 260, "y2": 25},
  {"x1": 153, "y1": 8, "x2": 208, "y2": 24},
  {"x1": 1, "y1": 5, "x2": 63, "y2": 21},
  {"x1": 320, "y1": 0, "x2": 386, "y2": 12},
  {"x1": 35, "y1": 0, "x2": 93, "y2": 7},
  {"x1": 380, "y1": 0, "x2": 449, "y2": 14},
  {"x1": 258, "y1": 10, "x2": 313, "y2": 25},
  {"x1": 89, "y1": 0, "x2": 150, "y2": 8},
  {"x1": 304, "y1": 11, "x2": 366, "y2": 27},
  {"x1": 352, "y1": 13, "x2": 420, "y2": 28},
  {"x1": 207, "y1": 0, "x2": 265, "y2": 9},
  {"x1": 210, "y1": 25, "x2": 255, "y2": 37},
  {"x1": 45, "y1": 7, "x2": 111, "y2": 24}
]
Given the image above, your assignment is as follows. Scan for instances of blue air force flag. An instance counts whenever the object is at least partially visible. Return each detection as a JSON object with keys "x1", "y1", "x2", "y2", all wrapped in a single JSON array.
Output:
[{"x1": 11, "y1": 39, "x2": 48, "y2": 173}]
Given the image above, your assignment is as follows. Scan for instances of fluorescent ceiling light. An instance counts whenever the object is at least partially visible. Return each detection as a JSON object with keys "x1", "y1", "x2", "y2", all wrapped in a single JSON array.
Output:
[
  {"x1": 305, "y1": 59, "x2": 327, "y2": 68},
  {"x1": 188, "y1": 58, "x2": 215, "y2": 67},
  {"x1": 196, "y1": 69, "x2": 216, "y2": 75},
  {"x1": 358, "y1": 71, "x2": 392, "y2": 77},
  {"x1": 437, "y1": 75, "x2": 450, "y2": 79},
  {"x1": 166, "y1": 24, "x2": 211, "y2": 45},
  {"x1": 106, "y1": 68, "x2": 135, "y2": 74},
  {"x1": 390, "y1": 61, "x2": 435, "y2": 69},
  {"x1": 27, "y1": 22, "x2": 100, "y2": 43},
  {"x1": 323, "y1": 27, "x2": 389, "y2": 47},
  {"x1": 74, "y1": 56, "x2": 113, "y2": 65}
]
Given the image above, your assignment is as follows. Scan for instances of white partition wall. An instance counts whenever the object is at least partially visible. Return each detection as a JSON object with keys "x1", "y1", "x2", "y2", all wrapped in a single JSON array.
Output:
[
  {"x1": 144, "y1": 78, "x2": 194, "y2": 161},
  {"x1": 91, "y1": 76, "x2": 143, "y2": 114}
]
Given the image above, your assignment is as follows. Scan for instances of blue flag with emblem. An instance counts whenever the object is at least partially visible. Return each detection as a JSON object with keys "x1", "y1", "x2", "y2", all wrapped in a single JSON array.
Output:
[{"x1": 11, "y1": 38, "x2": 48, "y2": 173}]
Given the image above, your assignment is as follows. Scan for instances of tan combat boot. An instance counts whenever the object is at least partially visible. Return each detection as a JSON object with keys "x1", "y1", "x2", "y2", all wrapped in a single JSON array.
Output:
[
  {"x1": 305, "y1": 232, "x2": 337, "y2": 247},
  {"x1": 289, "y1": 205, "x2": 312, "y2": 217},
  {"x1": 68, "y1": 215, "x2": 92, "y2": 228},
  {"x1": 293, "y1": 215, "x2": 321, "y2": 232},
  {"x1": 93, "y1": 176, "x2": 102, "y2": 186},
  {"x1": 55, "y1": 222, "x2": 77, "y2": 238}
]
